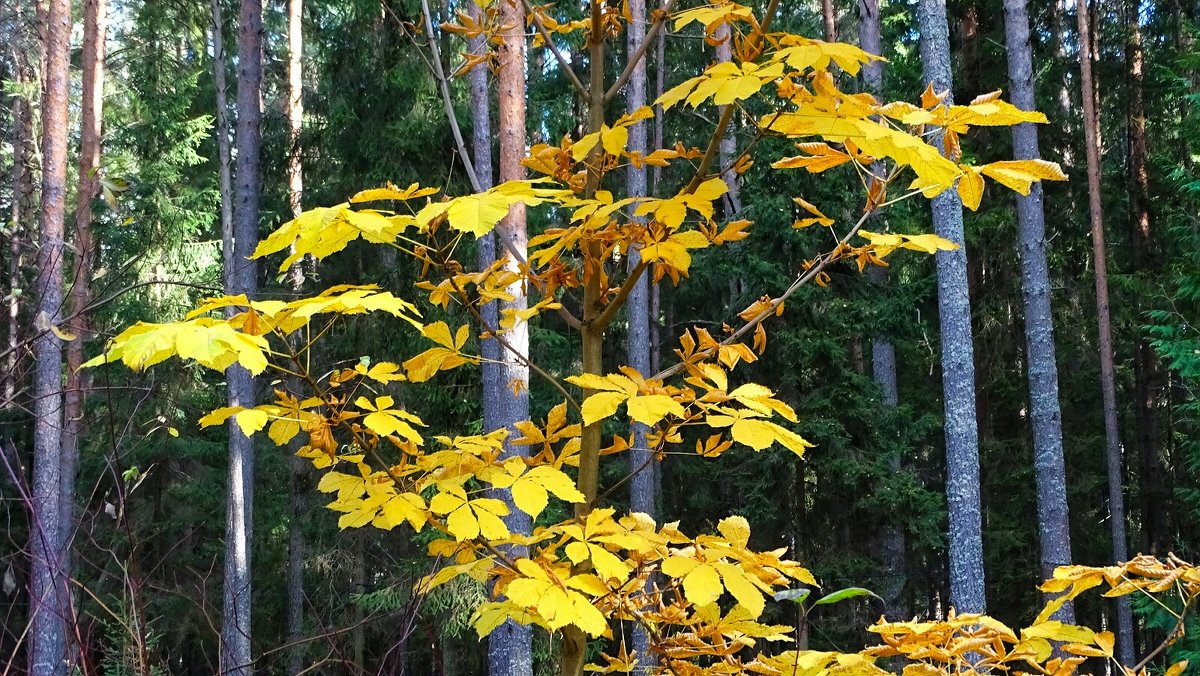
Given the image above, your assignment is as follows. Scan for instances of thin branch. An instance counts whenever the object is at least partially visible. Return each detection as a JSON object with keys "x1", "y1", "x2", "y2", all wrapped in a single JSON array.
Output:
[
  {"x1": 417, "y1": 0, "x2": 482, "y2": 192},
  {"x1": 604, "y1": 0, "x2": 676, "y2": 103},
  {"x1": 684, "y1": 0, "x2": 782, "y2": 194},
  {"x1": 592, "y1": 259, "x2": 649, "y2": 330},
  {"x1": 521, "y1": 0, "x2": 589, "y2": 98},
  {"x1": 651, "y1": 207, "x2": 872, "y2": 381}
]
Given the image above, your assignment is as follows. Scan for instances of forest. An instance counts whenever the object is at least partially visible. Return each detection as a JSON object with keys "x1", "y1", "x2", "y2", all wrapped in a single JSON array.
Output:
[{"x1": 1, "y1": 0, "x2": 1199, "y2": 672}]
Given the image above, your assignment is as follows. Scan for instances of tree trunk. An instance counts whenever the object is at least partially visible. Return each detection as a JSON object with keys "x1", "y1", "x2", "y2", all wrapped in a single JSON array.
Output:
[
  {"x1": 1126, "y1": 0, "x2": 1166, "y2": 561},
  {"x1": 916, "y1": 0, "x2": 987, "y2": 615},
  {"x1": 858, "y1": 0, "x2": 907, "y2": 622},
  {"x1": 28, "y1": 0, "x2": 71, "y2": 672},
  {"x1": 714, "y1": 24, "x2": 741, "y2": 213},
  {"x1": 625, "y1": 0, "x2": 655, "y2": 669},
  {"x1": 4, "y1": 26, "x2": 34, "y2": 409},
  {"x1": 822, "y1": 0, "x2": 837, "y2": 42},
  {"x1": 284, "y1": 0, "x2": 306, "y2": 671},
  {"x1": 1077, "y1": 0, "x2": 1136, "y2": 664},
  {"x1": 221, "y1": 0, "x2": 263, "y2": 673},
  {"x1": 211, "y1": 0, "x2": 235, "y2": 281},
  {"x1": 60, "y1": 0, "x2": 107, "y2": 665},
  {"x1": 1002, "y1": 0, "x2": 1076, "y2": 623},
  {"x1": 487, "y1": 0, "x2": 534, "y2": 674}
]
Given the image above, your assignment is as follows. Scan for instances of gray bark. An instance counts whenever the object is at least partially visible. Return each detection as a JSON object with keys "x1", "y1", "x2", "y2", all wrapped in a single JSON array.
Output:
[
  {"x1": 625, "y1": 0, "x2": 655, "y2": 669},
  {"x1": 917, "y1": 0, "x2": 987, "y2": 615},
  {"x1": 211, "y1": 1, "x2": 234, "y2": 282},
  {"x1": 285, "y1": 0, "x2": 306, "y2": 671},
  {"x1": 28, "y1": 0, "x2": 71, "y2": 672},
  {"x1": 714, "y1": 24, "x2": 741, "y2": 213},
  {"x1": 1002, "y1": 0, "x2": 1076, "y2": 623},
  {"x1": 4, "y1": 24, "x2": 33, "y2": 409},
  {"x1": 470, "y1": 0, "x2": 499, "y2": 419},
  {"x1": 1076, "y1": 0, "x2": 1136, "y2": 663},
  {"x1": 221, "y1": 0, "x2": 262, "y2": 672},
  {"x1": 859, "y1": 0, "x2": 907, "y2": 621},
  {"x1": 487, "y1": 0, "x2": 533, "y2": 671}
]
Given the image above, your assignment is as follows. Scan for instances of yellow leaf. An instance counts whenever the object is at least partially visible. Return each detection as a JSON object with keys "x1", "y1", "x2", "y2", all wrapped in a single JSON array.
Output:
[
  {"x1": 234, "y1": 408, "x2": 270, "y2": 437},
  {"x1": 717, "y1": 515, "x2": 751, "y2": 548},
  {"x1": 681, "y1": 562, "x2": 723, "y2": 607},
  {"x1": 581, "y1": 391, "x2": 627, "y2": 426},
  {"x1": 626, "y1": 394, "x2": 686, "y2": 426},
  {"x1": 1023, "y1": 621, "x2": 1096, "y2": 645},
  {"x1": 980, "y1": 159, "x2": 1068, "y2": 196},
  {"x1": 957, "y1": 166, "x2": 984, "y2": 211},
  {"x1": 1166, "y1": 661, "x2": 1189, "y2": 676}
]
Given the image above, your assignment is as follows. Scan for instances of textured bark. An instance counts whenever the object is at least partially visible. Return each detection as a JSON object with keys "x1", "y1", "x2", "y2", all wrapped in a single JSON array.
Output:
[
  {"x1": 1077, "y1": 0, "x2": 1136, "y2": 664},
  {"x1": 221, "y1": 0, "x2": 263, "y2": 672},
  {"x1": 858, "y1": 0, "x2": 906, "y2": 621},
  {"x1": 714, "y1": 24, "x2": 741, "y2": 213},
  {"x1": 28, "y1": 0, "x2": 71, "y2": 671},
  {"x1": 60, "y1": 0, "x2": 107, "y2": 664},
  {"x1": 487, "y1": 0, "x2": 533, "y2": 673},
  {"x1": 284, "y1": 1, "x2": 306, "y2": 671},
  {"x1": 917, "y1": 0, "x2": 987, "y2": 615},
  {"x1": 211, "y1": 0, "x2": 235, "y2": 281},
  {"x1": 1002, "y1": 0, "x2": 1076, "y2": 622},
  {"x1": 625, "y1": 0, "x2": 654, "y2": 668},
  {"x1": 4, "y1": 36, "x2": 33, "y2": 408}
]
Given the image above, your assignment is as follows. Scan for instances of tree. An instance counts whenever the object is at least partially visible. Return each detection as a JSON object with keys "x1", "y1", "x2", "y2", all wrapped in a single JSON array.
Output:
[
  {"x1": 488, "y1": 0, "x2": 534, "y2": 673},
  {"x1": 916, "y1": 0, "x2": 987, "y2": 615},
  {"x1": 1001, "y1": 0, "x2": 1075, "y2": 621},
  {"x1": 86, "y1": 1, "x2": 1083, "y2": 670},
  {"x1": 1077, "y1": 0, "x2": 1136, "y2": 664},
  {"x1": 284, "y1": 0, "x2": 306, "y2": 672},
  {"x1": 61, "y1": 1, "x2": 107, "y2": 659},
  {"x1": 857, "y1": 0, "x2": 906, "y2": 621},
  {"x1": 220, "y1": 0, "x2": 263, "y2": 672},
  {"x1": 28, "y1": 0, "x2": 71, "y2": 671}
]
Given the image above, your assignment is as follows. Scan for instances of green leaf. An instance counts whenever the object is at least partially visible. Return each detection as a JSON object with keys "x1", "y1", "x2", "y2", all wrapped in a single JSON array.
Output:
[{"x1": 812, "y1": 587, "x2": 880, "y2": 606}]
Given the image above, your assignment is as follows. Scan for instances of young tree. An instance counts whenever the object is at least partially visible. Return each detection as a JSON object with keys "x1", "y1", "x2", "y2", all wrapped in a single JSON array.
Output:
[
  {"x1": 28, "y1": 0, "x2": 71, "y2": 671},
  {"x1": 1001, "y1": 0, "x2": 1075, "y2": 621},
  {"x1": 1077, "y1": 0, "x2": 1136, "y2": 664},
  {"x1": 88, "y1": 3, "x2": 1076, "y2": 672},
  {"x1": 221, "y1": 0, "x2": 263, "y2": 672},
  {"x1": 917, "y1": 0, "x2": 987, "y2": 615}
]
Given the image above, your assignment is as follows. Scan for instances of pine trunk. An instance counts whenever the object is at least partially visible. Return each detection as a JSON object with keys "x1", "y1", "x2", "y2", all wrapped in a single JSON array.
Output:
[
  {"x1": 1126, "y1": 0, "x2": 1166, "y2": 560},
  {"x1": 858, "y1": 0, "x2": 907, "y2": 621},
  {"x1": 488, "y1": 0, "x2": 534, "y2": 673},
  {"x1": 221, "y1": 0, "x2": 263, "y2": 672},
  {"x1": 1002, "y1": 0, "x2": 1076, "y2": 622},
  {"x1": 714, "y1": 25, "x2": 740, "y2": 213},
  {"x1": 28, "y1": 0, "x2": 71, "y2": 671},
  {"x1": 4, "y1": 29, "x2": 33, "y2": 408},
  {"x1": 917, "y1": 0, "x2": 987, "y2": 615},
  {"x1": 284, "y1": 0, "x2": 306, "y2": 671},
  {"x1": 625, "y1": 0, "x2": 655, "y2": 668},
  {"x1": 1077, "y1": 0, "x2": 1136, "y2": 663}
]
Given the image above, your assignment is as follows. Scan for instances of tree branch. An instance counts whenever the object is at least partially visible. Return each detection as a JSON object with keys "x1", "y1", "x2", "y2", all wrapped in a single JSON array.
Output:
[
  {"x1": 521, "y1": 0, "x2": 590, "y2": 98},
  {"x1": 604, "y1": 0, "x2": 676, "y2": 103}
]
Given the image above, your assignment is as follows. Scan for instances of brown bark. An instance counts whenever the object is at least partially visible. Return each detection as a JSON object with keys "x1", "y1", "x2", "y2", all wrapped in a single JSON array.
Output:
[
  {"x1": 1078, "y1": 0, "x2": 1137, "y2": 665},
  {"x1": 59, "y1": 0, "x2": 107, "y2": 666},
  {"x1": 28, "y1": 0, "x2": 71, "y2": 671},
  {"x1": 1126, "y1": 2, "x2": 1167, "y2": 559},
  {"x1": 822, "y1": 0, "x2": 837, "y2": 42},
  {"x1": 488, "y1": 1, "x2": 534, "y2": 674}
]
